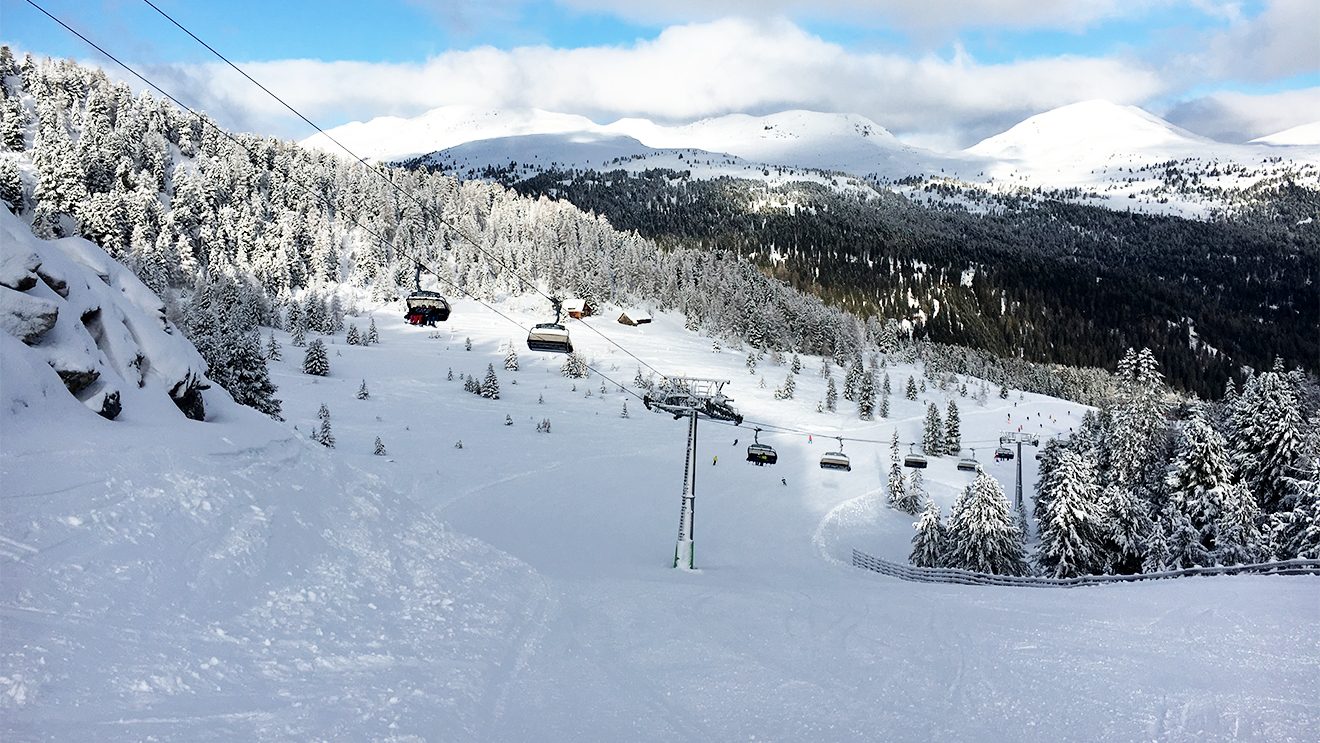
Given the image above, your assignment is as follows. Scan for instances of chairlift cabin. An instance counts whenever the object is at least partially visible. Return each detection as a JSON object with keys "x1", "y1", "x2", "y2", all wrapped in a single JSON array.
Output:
[
  {"x1": 960, "y1": 451, "x2": 982, "y2": 475},
  {"x1": 994, "y1": 446, "x2": 1014, "y2": 461},
  {"x1": 903, "y1": 444, "x2": 928, "y2": 469},
  {"x1": 747, "y1": 429, "x2": 778, "y2": 466},
  {"x1": 526, "y1": 323, "x2": 572, "y2": 353},
  {"x1": 527, "y1": 297, "x2": 573, "y2": 353},
  {"x1": 820, "y1": 437, "x2": 851, "y2": 471},
  {"x1": 404, "y1": 290, "x2": 450, "y2": 325}
]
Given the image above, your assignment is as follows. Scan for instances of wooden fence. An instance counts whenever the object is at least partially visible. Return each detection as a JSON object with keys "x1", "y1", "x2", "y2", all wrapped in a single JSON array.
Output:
[{"x1": 850, "y1": 548, "x2": 1320, "y2": 588}]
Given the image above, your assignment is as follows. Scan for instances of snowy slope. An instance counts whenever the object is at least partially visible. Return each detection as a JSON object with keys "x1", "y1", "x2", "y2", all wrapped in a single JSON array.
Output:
[
  {"x1": 1251, "y1": 121, "x2": 1320, "y2": 146},
  {"x1": 5, "y1": 232, "x2": 1318, "y2": 741}
]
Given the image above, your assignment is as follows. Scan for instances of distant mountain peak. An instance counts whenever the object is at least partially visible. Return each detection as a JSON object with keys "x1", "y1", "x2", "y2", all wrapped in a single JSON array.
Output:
[{"x1": 966, "y1": 100, "x2": 1209, "y2": 159}]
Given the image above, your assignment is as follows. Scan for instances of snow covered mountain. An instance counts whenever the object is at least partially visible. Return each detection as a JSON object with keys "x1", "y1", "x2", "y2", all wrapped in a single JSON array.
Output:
[
  {"x1": 1251, "y1": 120, "x2": 1320, "y2": 146},
  {"x1": 300, "y1": 105, "x2": 602, "y2": 162},
  {"x1": 303, "y1": 100, "x2": 1320, "y2": 218},
  {"x1": 964, "y1": 100, "x2": 1211, "y2": 161}
]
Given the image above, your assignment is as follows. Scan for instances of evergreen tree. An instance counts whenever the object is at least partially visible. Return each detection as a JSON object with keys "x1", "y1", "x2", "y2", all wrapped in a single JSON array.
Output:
[
  {"x1": 922, "y1": 403, "x2": 944, "y2": 456},
  {"x1": 291, "y1": 321, "x2": 306, "y2": 348},
  {"x1": 1167, "y1": 412, "x2": 1236, "y2": 555},
  {"x1": 945, "y1": 470, "x2": 1028, "y2": 575},
  {"x1": 1231, "y1": 369, "x2": 1304, "y2": 512},
  {"x1": 621, "y1": 400, "x2": 629, "y2": 418},
  {"x1": 481, "y1": 363, "x2": 500, "y2": 399},
  {"x1": 504, "y1": 345, "x2": 519, "y2": 371},
  {"x1": 774, "y1": 371, "x2": 795, "y2": 400},
  {"x1": 825, "y1": 376, "x2": 837, "y2": 412},
  {"x1": 225, "y1": 327, "x2": 282, "y2": 419},
  {"x1": 1109, "y1": 348, "x2": 1169, "y2": 491},
  {"x1": 998, "y1": 385, "x2": 1009, "y2": 400},
  {"x1": 357, "y1": 379, "x2": 369, "y2": 400},
  {"x1": 318, "y1": 403, "x2": 330, "y2": 421},
  {"x1": 465, "y1": 337, "x2": 472, "y2": 351},
  {"x1": 887, "y1": 461, "x2": 906, "y2": 510},
  {"x1": 844, "y1": 357, "x2": 863, "y2": 401},
  {"x1": 346, "y1": 323, "x2": 360, "y2": 345},
  {"x1": 1165, "y1": 509, "x2": 1210, "y2": 569},
  {"x1": 313, "y1": 407, "x2": 334, "y2": 448},
  {"x1": 910, "y1": 499, "x2": 947, "y2": 568},
  {"x1": 790, "y1": 353, "x2": 802, "y2": 374},
  {"x1": 746, "y1": 351, "x2": 757, "y2": 375},
  {"x1": 857, "y1": 370, "x2": 876, "y2": 421},
  {"x1": 561, "y1": 352, "x2": 589, "y2": 379},
  {"x1": 882, "y1": 373, "x2": 891, "y2": 399},
  {"x1": 1269, "y1": 465, "x2": 1320, "y2": 559},
  {"x1": 374, "y1": 436, "x2": 386, "y2": 456},
  {"x1": 266, "y1": 331, "x2": 282, "y2": 361},
  {"x1": 1038, "y1": 451, "x2": 1108, "y2": 577},
  {"x1": 1213, "y1": 482, "x2": 1265, "y2": 565},
  {"x1": 897, "y1": 468, "x2": 926, "y2": 515},
  {"x1": 906, "y1": 375, "x2": 918, "y2": 400},
  {"x1": 1103, "y1": 484, "x2": 1153, "y2": 574},
  {"x1": 302, "y1": 338, "x2": 329, "y2": 376},
  {"x1": 1032, "y1": 439, "x2": 1067, "y2": 526},
  {"x1": 366, "y1": 317, "x2": 379, "y2": 344},
  {"x1": 945, "y1": 400, "x2": 962, "y2": 454}
]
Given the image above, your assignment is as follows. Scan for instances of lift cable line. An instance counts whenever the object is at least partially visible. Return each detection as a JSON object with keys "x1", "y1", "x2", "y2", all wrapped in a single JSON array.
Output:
[
  {"x1": 20, "y1": 0, "x2": 649, "y2": 408},
  {"x1": 136, "y1": 0, "x2": 669, "y2": 381}
]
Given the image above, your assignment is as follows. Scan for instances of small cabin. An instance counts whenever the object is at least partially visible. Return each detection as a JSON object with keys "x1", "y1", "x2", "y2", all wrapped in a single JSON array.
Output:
[
  {"x1": 617, "y1": 310, "x2": 652, "y2": 326},
  {"x1": 563, "y1": 298, "x2": 593, "y2": 319}
]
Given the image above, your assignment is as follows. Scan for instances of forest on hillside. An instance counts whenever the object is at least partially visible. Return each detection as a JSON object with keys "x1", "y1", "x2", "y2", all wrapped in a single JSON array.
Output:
[{"x1": 485, "y1": 167, "x2": 1318, "y2": 398}]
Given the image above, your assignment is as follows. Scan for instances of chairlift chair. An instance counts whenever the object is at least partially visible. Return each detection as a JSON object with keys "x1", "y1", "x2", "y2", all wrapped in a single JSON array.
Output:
[
  {"x1": 956, "y1": 449, "x2": 979, "y2": 472},
  {"x1": 404, "y1": 290, "x2": 450, "y2": 325},
  {"x1": 903, "y1": 444, "x2": 928, "y2": 469},
  {"x1": 994, "y1": 446, "x2": 1014, "y2": 461},
  {"x1": 747, "y1": 429, "x2": 778, "y2": 466},
  {"x1": 820, "y1": 437, "x2": 851, "y2": 471},
  {"x1": 526, "y1": 297, "x2": 573, "y2": 353}
]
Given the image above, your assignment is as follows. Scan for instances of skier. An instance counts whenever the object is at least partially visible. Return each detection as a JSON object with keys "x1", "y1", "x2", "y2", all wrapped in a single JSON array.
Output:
[
  {"x1": 781, "y1": 478, "x2": 787, "y2": 486},
  {"x1": 712, "y1": 455, "x2": 718, "y2": 466},
  {"x1": 733, "y1": 438, "x2": 738, "y2": 446}
]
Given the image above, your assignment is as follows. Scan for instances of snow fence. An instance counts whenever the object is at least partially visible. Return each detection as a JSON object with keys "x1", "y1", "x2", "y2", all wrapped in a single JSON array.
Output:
[{"x1": 850, "y1": 549, "x2": 1320, "y2": 587}]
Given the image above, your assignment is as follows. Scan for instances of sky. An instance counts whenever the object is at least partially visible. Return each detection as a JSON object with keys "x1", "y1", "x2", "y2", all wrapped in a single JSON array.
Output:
[{"x1": 2, "y1": 0, "x2": 1318, "y2": 148}]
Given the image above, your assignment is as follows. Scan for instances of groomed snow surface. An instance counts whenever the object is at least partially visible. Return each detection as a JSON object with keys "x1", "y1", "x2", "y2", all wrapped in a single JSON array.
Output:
[{"x1": 4, "y1": 293, "x2": 1318, "y2": 740}]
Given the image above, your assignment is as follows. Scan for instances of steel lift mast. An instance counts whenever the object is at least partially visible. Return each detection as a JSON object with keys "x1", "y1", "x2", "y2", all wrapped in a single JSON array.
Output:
[
  {"x1": 644, "y1": 377, "x2": 742, "y2": 570},
  {"x1": 999, "y1": 431, "x2": 1041, "y2": 508}
]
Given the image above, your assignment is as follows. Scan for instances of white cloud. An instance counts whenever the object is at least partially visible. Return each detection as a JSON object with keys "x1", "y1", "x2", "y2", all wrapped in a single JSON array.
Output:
[
  {"x1": 556, "y1": 0, "x2": 1145, "y2": 33},
  {"x1": 169, "y1": 17, "x2": 1167, "y2": 147},
  {"x1": 1179, "y1": 0, "x2": 1320, "y2": 82},
  {"x1": 1163, "y1": 87, "x2": 1320, "y2": 142}
]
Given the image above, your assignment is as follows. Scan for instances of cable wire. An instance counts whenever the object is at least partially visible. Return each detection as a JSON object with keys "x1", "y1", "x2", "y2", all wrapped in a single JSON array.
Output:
[
  {"x1": 137, "y1": 0, "x2": 669, "y2": 380},
  {"x1": 21, "y1": 0, "x2": 649, "y2": 404}
]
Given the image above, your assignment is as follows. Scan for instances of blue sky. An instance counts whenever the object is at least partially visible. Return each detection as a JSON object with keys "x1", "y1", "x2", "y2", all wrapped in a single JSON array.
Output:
[{"x1": 3, "y1": 0, "x2": 1317, "y2": 146}]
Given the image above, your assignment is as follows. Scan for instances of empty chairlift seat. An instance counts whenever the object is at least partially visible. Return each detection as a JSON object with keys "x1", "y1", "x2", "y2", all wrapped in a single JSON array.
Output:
[
  {"x1": 526, "y1": 323, "x2": 573, "y2": 353},
  {"x1": 994, "y1": 446, "x2": 1014, "y2": 461},
  {"x1": 903, "y1": 453, "x2": 928, "y2": 469},
  {"x1": 956, "y1": 457, "x2": 979, "y2": 472},
  {"x1": 820, "y1": 451, "x2": 851, "y2": 471}
]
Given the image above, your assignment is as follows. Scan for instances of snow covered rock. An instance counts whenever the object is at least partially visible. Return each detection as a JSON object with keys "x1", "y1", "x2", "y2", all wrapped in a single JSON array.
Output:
[
  {"x1": 0, "y1": 286, "x2": 58, "y2": 344},
  {"x1": 0, "y1": 208, "x2": 214, "y2": 421}
]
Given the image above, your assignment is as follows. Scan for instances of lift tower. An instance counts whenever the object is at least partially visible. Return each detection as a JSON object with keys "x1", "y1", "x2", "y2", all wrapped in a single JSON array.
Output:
[
  {"x1": 998, "y1": 432, "x2": 1041, "y2": 508},
  {"x1": 644, "y1": 377, "x2": 742, "y2": 569}
]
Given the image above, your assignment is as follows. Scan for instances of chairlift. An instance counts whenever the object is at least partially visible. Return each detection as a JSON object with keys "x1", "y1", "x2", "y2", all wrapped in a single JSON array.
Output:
[
  {"x1": 404, "y1": 291, "x2": 451, "y2": 325},
  {"x1": 820, "y1": 437, "x2": 851, "y2": 471},
  {"x1": 526, "y1": 297, "x2": 573, "y2": 353},
  {"x1": 747, "y1": 428, "x2": 778, "y2": 466},
  {"x1": 994, "y1": 446, "x2": 1014, "y2": 461},
  {"x1": 903, "y1": 443, "x2": 928, "y2": 469},
  {"x1": 956, "y1": 448, "x2": 978, "y2": 472}
]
